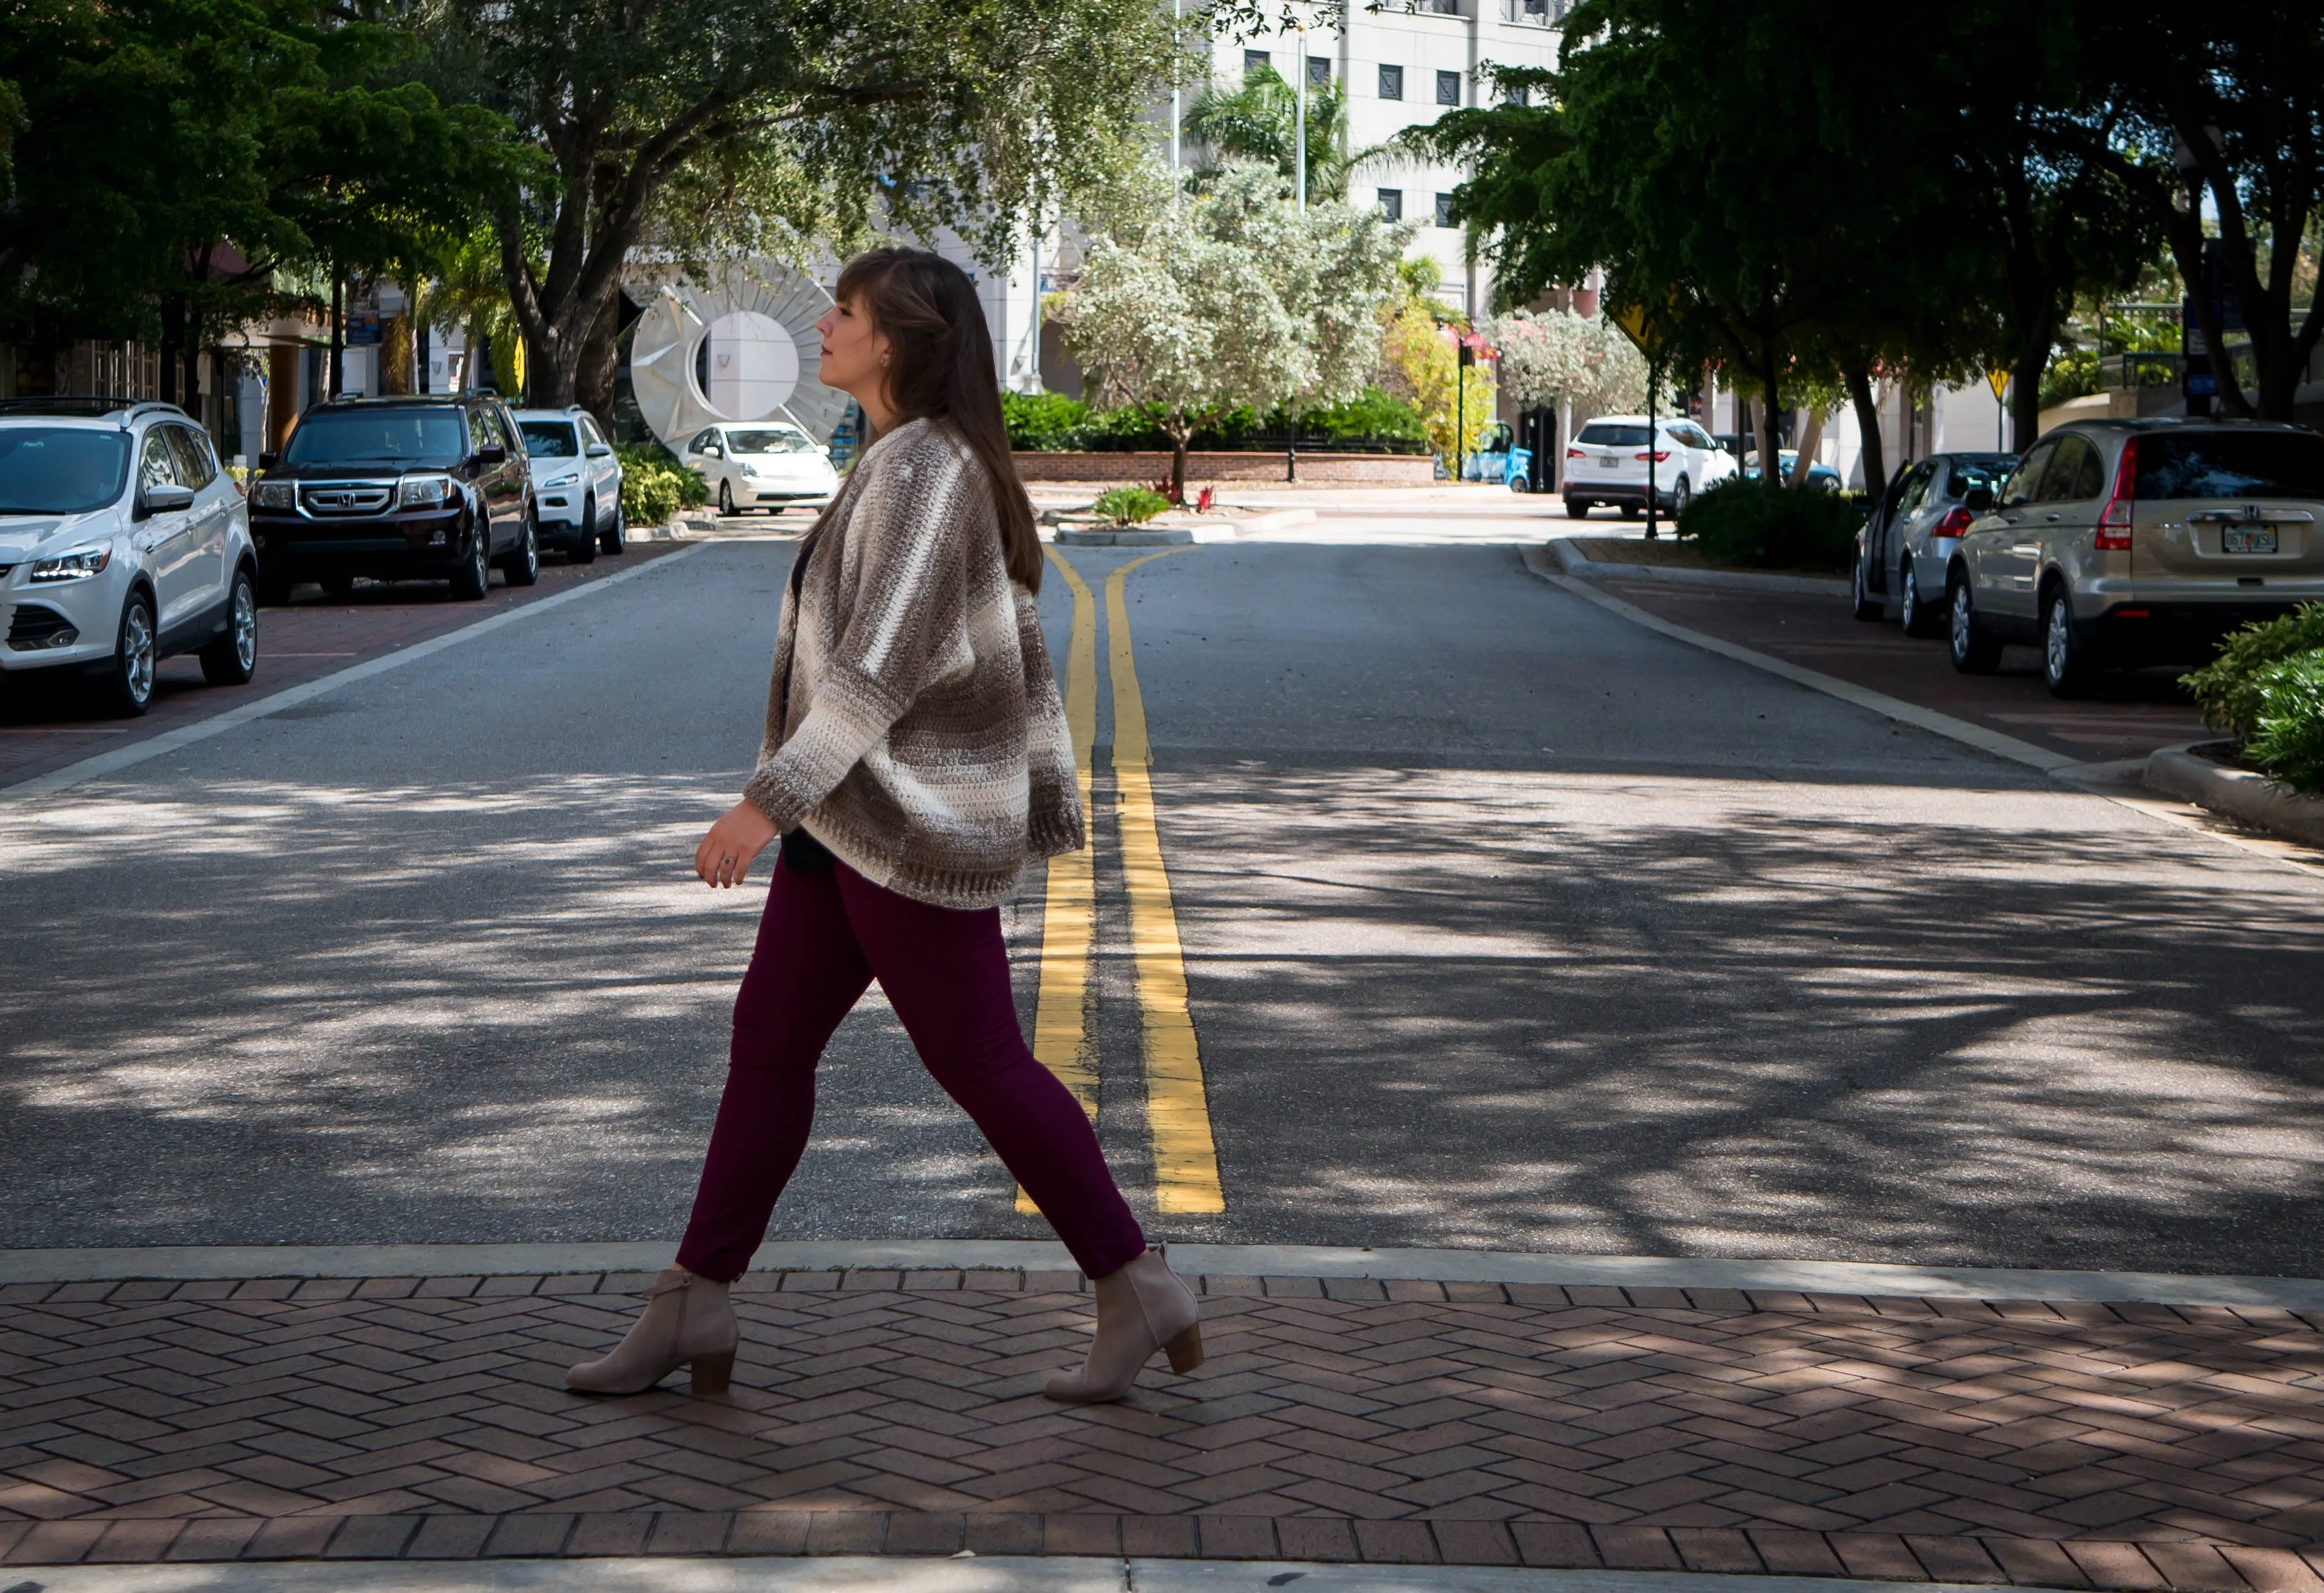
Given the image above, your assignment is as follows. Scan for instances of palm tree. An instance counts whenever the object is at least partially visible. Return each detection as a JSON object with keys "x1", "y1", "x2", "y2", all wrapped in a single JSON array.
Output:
[{"x1": 1183, "y1": 66, "x2": 1388, "y2": 204}]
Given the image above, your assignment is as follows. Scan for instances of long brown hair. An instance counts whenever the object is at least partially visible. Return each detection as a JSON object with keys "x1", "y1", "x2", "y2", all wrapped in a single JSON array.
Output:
[{"x1": 834, "y1": 247, "x2": 1042, "y2": 592}]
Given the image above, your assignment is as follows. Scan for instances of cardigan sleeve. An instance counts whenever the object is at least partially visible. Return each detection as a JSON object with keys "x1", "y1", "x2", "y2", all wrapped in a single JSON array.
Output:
[
  {"x1": 1017, "y1": 587, "x2": 1085, "y2": 857},
  {"x1": 741, "y1": 431, "x2": 976, "y2": 831}
]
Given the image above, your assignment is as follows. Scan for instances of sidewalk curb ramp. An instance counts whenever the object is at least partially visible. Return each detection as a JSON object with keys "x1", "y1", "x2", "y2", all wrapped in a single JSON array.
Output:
[
  {"x1": 2147, "y1": 740, "x2": 2324, "y2": 849},
  {"x1": 1545, "y1": 536, "x2": 1849, "y2": 597}
]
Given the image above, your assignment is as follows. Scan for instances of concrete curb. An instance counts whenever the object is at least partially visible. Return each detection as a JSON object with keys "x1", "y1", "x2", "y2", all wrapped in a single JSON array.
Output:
[
  {"x1": 0, "y1": 1555, "x2": 2058, "y2": 1592},
  {"x1": 2146, "y1": 741, "x2": 2324, "y2": 849},
  {"x1": 7, "y1": 1238, "x2": 2322, "y2": 1308},
  {"x1": 1545, "y1": 537, "x2": 1849, "y2": 596},
  {"x1": 1055, "y1": 526, "x2": 1196, "y2": 547}
]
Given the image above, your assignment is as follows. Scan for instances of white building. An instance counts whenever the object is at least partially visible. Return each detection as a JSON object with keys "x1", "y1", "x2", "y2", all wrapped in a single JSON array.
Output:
[{"x1": 1196, "y1": 1, "x2": 1569, "y2": 322}]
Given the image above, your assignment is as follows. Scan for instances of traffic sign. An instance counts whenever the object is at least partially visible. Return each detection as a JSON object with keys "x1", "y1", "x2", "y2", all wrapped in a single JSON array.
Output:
[{"x1": 1986, "y1": 368, "x2": 2008, "y2": 402}]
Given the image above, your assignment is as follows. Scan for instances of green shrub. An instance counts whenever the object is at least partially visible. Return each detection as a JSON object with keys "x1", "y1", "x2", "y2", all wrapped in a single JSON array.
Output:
[
  {"x1": 2180, "y1": 603, "x2": 2324, "y2": 742},
  {"x1": 1002, "y1": 392, "x2": 1091, "y2": 450},
  {"x1": 2247, "y1": 650, "x2": 2324, "y2": 795},
  {"x1": 1091, "y1": 485, "x2": 1169, "y2": 525},
  {"x1": 1676, "y1": 480, "x2": 1862, "y2": 571},
  {"x1": 615, "y1": 441, "x2": 706, "y2": 525},
  {"x1": 1299, "y1": 386, "x2": 1428, "y2": 444}
]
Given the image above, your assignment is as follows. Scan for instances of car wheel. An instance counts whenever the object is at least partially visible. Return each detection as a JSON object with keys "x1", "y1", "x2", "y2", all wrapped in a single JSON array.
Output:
[
  {"x1": 2042, "y1": 588, "x2": 2096, "y2": 698},
  {"x1": 502, "y1": 509, "x2": 541, "y2": 587},
  {"x1": 1852, "y1": 557, "x2": 1883, "y2": 622},
  {"x1": 570, "y1": 497, "x2": 599, "y2": 564},
  {"x1": 199, "y1": 566, "x2": 259, "y2": 686},
  {"x1": 450, "y1": 521, "x2": 491, "y2": 600},
  {"x1": 718, "y1": 479, "x2": 735, "y2": 516},
  {"x1": 1564, "y1": 499, "x2": 1591, "y2": 519},
  {"x1": 1620, "y1": 503, "x2": 1640, "y2": 519},
  {"x1": 1947, "y1": 577, "x2": 2001, "y2": 674},
  {"x1": 102, "y1": 588, "x2": 157, "y2": 717},
  {"x1": 601, "y1": 500, "x2": 626, "y2": 555},
  {"x1": 1899, "y1": 563, "x2": 1941, "y2": 637},
  {"x1": 1509, "y1": 473, "x2": 1531, "y2": 494},
  {"x1": 1671, "y1": 476, "x2": 1691, "y2": 517}
]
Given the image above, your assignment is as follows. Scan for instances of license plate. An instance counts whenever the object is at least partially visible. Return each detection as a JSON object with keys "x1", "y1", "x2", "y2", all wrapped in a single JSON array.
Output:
[
  {"x1": 2223, "y1": 526, "x2": 2279, "y2": 554},
  {"x1": 1598, "y1": 455, "x2": 1618, "y2": 468}
]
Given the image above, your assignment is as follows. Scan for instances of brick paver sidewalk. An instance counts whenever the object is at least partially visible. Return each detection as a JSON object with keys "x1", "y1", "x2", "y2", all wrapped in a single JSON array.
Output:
[{"x1": 5, "y1": 1268, "x2": 2323, "y2": 1587}]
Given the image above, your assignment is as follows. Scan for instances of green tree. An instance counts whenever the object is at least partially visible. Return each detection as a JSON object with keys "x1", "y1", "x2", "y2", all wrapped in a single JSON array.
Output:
[
  {"x1": 421, "y1": 0, "x2": 1183, "y2": 411},
  {"x1": 1183, "y1": 63, "x2": 1382, "y2": 202}
]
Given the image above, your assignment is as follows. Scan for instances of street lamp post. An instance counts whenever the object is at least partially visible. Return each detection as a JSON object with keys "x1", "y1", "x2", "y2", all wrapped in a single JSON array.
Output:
[{"x1": 1295, "y1": 23, "x2": 1308, "y2": 213}]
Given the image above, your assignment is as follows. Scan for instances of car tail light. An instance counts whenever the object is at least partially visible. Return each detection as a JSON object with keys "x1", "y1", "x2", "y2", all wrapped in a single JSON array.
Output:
[
  {"x1": 1634, "y1": 450, "x2": 1671, "y2": 463},
  {"x1": 1566, "y1": 446, "x2": 1587, "y2": 458},
  {"x1": 1931, "y1": 507, "x2": 1972, "y2": 538},
  {"x1": 2096, "y1": 438, "x2": 2137, "y2": 550}
]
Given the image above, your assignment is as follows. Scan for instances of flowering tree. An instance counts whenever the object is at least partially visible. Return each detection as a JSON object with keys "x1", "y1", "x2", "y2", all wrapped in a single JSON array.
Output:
[
  {"x1": 1487, "y1": 307, "x2": 1652, "y2": 422},
  {"x1": 1062, "y1": 163, "x2": 1412, "y2": 496}
]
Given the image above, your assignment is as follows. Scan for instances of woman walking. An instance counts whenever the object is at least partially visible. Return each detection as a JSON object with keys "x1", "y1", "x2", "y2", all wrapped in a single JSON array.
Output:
[{"x1": 566, "y1": 248, "x2": 1201, "y2": 1405}]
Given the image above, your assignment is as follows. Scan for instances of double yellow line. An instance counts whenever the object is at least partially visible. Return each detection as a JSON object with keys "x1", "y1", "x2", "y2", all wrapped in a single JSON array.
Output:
[{"x1": 1022, "y1": 547, "x2": 1225, "y2": 1216}]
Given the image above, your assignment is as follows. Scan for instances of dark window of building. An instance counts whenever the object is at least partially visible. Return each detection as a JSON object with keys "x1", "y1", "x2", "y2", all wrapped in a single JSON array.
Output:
[
  {"x1": 1244, "y1": 48, "x2": 1271, "y2": 75},
  {"x1": 1504, "y1": 83, "x2": 1529, "y2": 106},
  {"x1": 1377, "y1": 188, "x2": 1404, "y2": 222},
  {"x1": 1428, "y1": 0, "x2": 1460, "y2": 12},
  {"x1": 1434, "y1": 193, "x2": 1455, "y2": 227},
  {"x1": 1308, "y1": 55, "x2": 1331, "y2": 85},
  {"x1": 1437, "y1": 70, "x2": 1461, "y2": 106},
  {"x1": 1378, "y1": 64, "x2": 1404, "y2": 99}
]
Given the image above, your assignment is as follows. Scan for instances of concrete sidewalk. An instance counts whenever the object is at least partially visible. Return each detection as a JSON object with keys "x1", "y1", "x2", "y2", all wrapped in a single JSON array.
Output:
[{"x1": 5, "y1": 1265, "x2": 2323, "y2": 1589}]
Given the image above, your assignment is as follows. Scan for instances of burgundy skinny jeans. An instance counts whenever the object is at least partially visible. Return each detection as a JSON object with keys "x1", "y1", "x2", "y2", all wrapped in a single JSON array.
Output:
[{"x1": 675, "y1": 854, "x2": 1147, "y2": 1284}]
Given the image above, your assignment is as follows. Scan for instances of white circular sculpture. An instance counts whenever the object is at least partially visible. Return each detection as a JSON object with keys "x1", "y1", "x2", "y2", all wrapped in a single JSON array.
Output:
[{"x1": 626, "y1": 266, "x2": 848, "y2": 450}]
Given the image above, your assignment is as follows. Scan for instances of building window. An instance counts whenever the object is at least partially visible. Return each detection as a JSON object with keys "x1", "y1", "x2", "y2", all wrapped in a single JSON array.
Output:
[
  {"x1": 1503, "y1": 83, "x2": 1529, "y2": 107},
  {"x1": 1308, "y1": 55, "x2": 1331, "y2": 85},
  {"x1": 1377, "y1": 188, "x2": 1404, "y2": 222},
  {"x1": 1428, "y1": 0, "x2": 1460, "y2": 12},
  {"x1": 1435, "y1": 193, "x2": 1455, "y2": 227},
  {"x1": 1244, "y1": 48, "x2": 1271, "y2": 76},
  {"x1": 1378, "y1": 64, "x2": 1404, "y2": 100},
  {"x1": 1437, "y1": 70, "x2": 1462, "y2": 106}
]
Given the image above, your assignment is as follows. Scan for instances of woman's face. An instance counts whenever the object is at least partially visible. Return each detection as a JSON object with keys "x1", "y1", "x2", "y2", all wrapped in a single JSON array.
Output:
[{"x1": 815, "y1": 292, "x2": 891, "y2": 408}]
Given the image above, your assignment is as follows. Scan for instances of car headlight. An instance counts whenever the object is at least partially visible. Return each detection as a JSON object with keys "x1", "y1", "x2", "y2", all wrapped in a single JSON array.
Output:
[
  {"x1": 737, "y1": 461, "x2": 762, "y2": 478},
  {"x1": 253, "y1": 480, "x2": 294, "y2": 509},
  {"x1": 399, "y1": 474, "x2": 460, "y2": 508},
  {"x1": 30, "y1": 546, "x2": 113, "y2": 582}
]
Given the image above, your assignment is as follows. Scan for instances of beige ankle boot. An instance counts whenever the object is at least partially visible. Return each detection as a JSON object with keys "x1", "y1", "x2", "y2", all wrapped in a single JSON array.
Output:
[
  {"x1": 1044, "y1": 1249, "x2": 1202, "y2": 1403},
  {"x1": 566, "y1": 1267, "x2": 738, "y2": 1396}
]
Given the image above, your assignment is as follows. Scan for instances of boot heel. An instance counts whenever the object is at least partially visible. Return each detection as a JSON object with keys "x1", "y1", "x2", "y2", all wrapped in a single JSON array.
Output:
[
  {"x1": 1164, "y1": 1323, "x2": 1204, "y2": 1375},
  {"x1": 689, "y1": 1351, "x2": 736, "y2": 1396}
]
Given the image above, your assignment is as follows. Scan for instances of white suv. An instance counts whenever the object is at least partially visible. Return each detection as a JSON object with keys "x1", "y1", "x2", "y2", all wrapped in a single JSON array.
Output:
[
  {"x1": 679, "y1": 418, "x2": 838, "y2": 516},
  {"x1": 0, "y1": 398, "x2": 258, "y2": 715},
  {"x1": 1563, "y1": 415, "x2": 1736, "y2": 519},
  {"x1": 512, "y1": 407, "x2": 625, "y2": 560}
]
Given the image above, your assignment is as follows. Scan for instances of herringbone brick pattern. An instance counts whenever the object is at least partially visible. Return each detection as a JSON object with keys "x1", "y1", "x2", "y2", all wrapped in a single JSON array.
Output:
[{"x1": 4, "y1": 1270, "x2": 2323, "y2": 1588}]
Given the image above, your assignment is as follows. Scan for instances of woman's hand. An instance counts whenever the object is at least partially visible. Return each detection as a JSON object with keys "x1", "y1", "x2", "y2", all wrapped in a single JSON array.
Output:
[{"x1": 695, "y1": 801, "x2": 780, "y2": 889}]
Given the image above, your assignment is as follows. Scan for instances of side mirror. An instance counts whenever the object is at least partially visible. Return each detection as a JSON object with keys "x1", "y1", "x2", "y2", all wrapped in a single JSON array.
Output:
[
  {"x1": 1962, "y1": 485, "x2": 1995, "y2": 512},
  {"x1": 139, "y1": 481, "x2": 196, "y2": 517},
  {"x1": 586, "y1": 442, "x2": 613, "y2": 458},
  {"x1": 474, "y1": 444, "x2": 507, "y2": 467},
  {"x1": 817, "y1": 444, "x2": 832, "y2": 457},
  {"x1": 258, "y1": 452, "x2": 278, "y2": 471}
]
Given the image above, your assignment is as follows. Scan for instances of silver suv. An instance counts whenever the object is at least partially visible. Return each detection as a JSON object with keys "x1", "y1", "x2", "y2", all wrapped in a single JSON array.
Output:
[
  {"x1": 1945, "y1": 418, "x2": 2324, "y2": 696},
  {"x1": 0, "y1": 398, "x2": 258, "y2": 715}
]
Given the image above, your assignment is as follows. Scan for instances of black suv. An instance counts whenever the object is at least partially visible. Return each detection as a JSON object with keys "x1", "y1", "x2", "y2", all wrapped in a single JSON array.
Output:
[{"x1": 248, "y1": 396, "x2": 538, "y2": 603}]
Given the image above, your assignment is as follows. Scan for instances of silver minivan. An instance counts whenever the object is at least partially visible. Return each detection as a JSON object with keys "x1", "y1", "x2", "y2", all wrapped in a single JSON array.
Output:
[{"x1": 1945, "y1": 418, "x2": 2324, "y2": 696}]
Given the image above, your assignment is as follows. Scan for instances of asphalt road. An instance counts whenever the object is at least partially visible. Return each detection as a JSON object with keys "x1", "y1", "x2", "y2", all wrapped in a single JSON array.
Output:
[{"x1": 5, "y1": 527, "x2": 2322, "y2": 1275}]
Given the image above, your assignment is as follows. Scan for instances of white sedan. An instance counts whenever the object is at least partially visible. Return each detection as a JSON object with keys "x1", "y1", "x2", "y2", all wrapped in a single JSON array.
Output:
[{"x1": 681, "y1": 421, "x2": 839, "y2": 516}]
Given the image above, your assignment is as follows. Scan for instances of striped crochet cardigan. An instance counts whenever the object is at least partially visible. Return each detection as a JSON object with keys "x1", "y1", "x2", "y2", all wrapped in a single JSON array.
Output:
[{"x1": 741, "y1": 417, "x2": 1083, "y2": 909}]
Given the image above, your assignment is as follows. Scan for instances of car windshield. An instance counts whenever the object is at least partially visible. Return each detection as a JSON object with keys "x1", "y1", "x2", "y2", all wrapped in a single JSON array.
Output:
[
  {"x1": 2136, "y1": 432, "x2": 2324, "y2": 500},
  {"x1": 0, "y1": 427, "x2": 131, "y2": 515},
  {"x1": 518, "y1": 422, "x2": 579, "y2": 458},
  {"x1": 726, "y1": 428, "x2": 813, "y2": 455},
  {"x1": 1577, "y1": 424, "x2": 1650, "y2": 447},
  {"x1": 283, "y1": 410, "x2": 466, "y2": 467},
  {"x1": 1947, "y1": 460, "x2": 2013, "y2": 498}
]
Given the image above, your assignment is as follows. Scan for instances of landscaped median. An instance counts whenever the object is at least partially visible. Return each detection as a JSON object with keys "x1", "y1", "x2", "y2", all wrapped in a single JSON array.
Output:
[{"x1": 4, "y1": 1249, "x2": 2323, "y2": 1587}]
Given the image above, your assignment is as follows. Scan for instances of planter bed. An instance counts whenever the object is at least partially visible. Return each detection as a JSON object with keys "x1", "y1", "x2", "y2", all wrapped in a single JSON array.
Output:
[
  {"x1": 1012, "y1": 450, "x2": 1437, "y2": 485},
  {"x1": 2146, "y1": 739, "x2": 2324, "y2": 849}
]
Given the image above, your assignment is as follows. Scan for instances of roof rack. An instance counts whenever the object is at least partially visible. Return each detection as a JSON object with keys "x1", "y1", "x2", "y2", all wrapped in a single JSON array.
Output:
[{"x1": 0, "y1": 396, "x2": 188, "y2": 422}]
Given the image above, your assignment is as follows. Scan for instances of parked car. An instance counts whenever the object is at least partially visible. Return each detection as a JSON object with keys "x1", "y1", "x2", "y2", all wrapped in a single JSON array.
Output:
[
  {"x1": 1944, "y1": 418, "x2": 2324, "y2": 696},
  {"x1": 0, "y1": 397, "x2": 258, "y2": 716},
  {"x1": 679, "y1": 417, "x2": 838, "y2": 515},
  {"x1": 513, "y1": 407, "x2": 625, "y2": 560},
  {"x1": 247, "y1": 395, "x2": 537, "y2": 603},
  {"x1": 1850, "y1": 452, "x2": 2018, "y2": 634},
  {"x1": 1742, "y1": 449, "x2": 1842, "y2": 493},
  {"x1": 1564, "y1": 416, "x2": 1736, "y2": 518}
]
